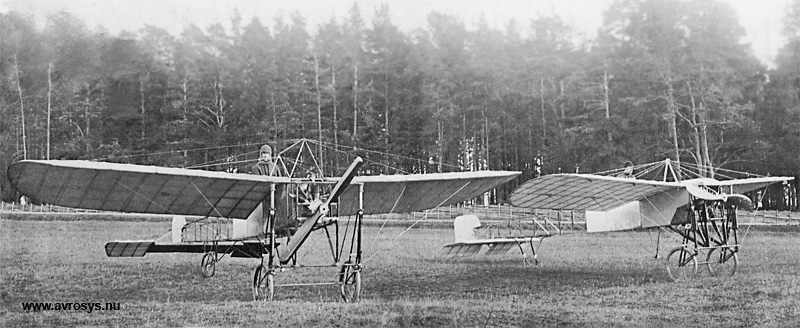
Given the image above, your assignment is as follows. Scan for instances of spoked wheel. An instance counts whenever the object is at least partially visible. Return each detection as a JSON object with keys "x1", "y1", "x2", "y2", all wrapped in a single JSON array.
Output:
[
  {"x1": 252, "y1": 265, "x2": 274, "y2": 301},
  {"x1": 339, "y1": 263, "x2": 362, "y2": 302},
  {"x1": 665, "y1": 246, "x2": 698, "y2": 281},
  {"x1": 705, "y1": 247, "x2": 738, "y2": 277},
  {"x1": 200, "y1": 252, "x2": 216, "y2": 278}
]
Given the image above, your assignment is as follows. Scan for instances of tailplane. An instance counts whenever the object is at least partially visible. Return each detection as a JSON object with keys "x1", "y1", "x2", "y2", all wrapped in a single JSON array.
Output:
[{"x1": 453, "y1": 215, "x2": 481, "y2": 243}]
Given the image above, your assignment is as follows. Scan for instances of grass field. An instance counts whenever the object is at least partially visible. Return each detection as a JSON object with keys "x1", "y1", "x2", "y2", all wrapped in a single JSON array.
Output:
[{"x1": 3, "y1": 215, "x2": 800, "y2": 327}]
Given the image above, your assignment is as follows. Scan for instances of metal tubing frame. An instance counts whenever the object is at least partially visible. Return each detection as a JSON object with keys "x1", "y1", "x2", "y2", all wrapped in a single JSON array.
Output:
[
  {"x1": 671, "y1": 197, "x2": 740, "y2": 261},
  {"x1": 257, "y1": 180, "x2": 366, "y2": 299},
  {"x1": 266, "y1": 184, "x2": 277, "y2": 271},
  {"x1": 356, "y1": 183, "x2": 364, "y2": 265}
]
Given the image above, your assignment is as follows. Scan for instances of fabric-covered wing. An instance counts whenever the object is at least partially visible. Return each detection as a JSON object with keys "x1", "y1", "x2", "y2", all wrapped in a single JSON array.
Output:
[
  {"x1": 7, "y1": 160, "x2": 290, "y2": 219},
  {"x1": 700, "y1": 176, "x2": 793, "y2": 195},
  {"x1": 336, "y1": 171, "x2": 521, "y2": 215},
  {"x1": 509, "y1": 174, "x2": 682, "y2": 211}
]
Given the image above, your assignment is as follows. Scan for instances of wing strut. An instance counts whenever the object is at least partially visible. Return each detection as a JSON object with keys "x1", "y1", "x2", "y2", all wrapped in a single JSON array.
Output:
[{"x1": 276, "y1": 157, "x2": 363, "y2": 264}]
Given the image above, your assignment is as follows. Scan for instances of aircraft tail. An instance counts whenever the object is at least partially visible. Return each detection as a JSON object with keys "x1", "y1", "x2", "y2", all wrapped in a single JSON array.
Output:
[
  {"x1": 453, "y1": 215, "x2": 481, "y2": 242},
  {"x1": 172, "y1": 216, "x2": 186, "y2": 242},
  {"x1": 231, "y1": 204, "x2": 266, "y2": 239}
]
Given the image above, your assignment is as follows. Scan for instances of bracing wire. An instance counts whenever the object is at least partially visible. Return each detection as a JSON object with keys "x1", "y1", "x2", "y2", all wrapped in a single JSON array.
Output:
[
  {"x1": 313, "y1": 138, "x2": 468, "y2": 173},
  {"x1": 94, "y1": 137, "x2": 469, "y2": 179},
  {"x1": 93, "y1": 142, "x2": 263, "y2": 163},
  {"x1": 314, "y1": 141, "x2": 412, "y2": 175},
  {"x1": 740, "y1": 185, "x2": 773, "y2": 245},
  {"x1": 107, "y1": 175, "x2": 224, "y2": 240},
  {"x1": 363, "y1": 181, "x2": 473, "y2": 264},
  {"x1": 364, "y1": 185, "x2": 408, "y2": 255}
]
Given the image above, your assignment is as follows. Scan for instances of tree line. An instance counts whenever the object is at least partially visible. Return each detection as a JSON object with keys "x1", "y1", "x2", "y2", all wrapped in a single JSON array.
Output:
[{"x1": 2, "y1": 0, "x2": 799, "y2": 209}]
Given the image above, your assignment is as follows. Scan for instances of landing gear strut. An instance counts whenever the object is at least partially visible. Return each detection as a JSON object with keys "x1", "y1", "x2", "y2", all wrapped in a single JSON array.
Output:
[{"x1": 665, "y1": 196, "x2": 741, "y2": 281}]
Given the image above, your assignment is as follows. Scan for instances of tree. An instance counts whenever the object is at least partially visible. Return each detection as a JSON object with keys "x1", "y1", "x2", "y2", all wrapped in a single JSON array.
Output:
[
  {"x1": 1, "y1": 4, "x2": 798, "y2": 208},
  {"x1": 523, "y1": 15, "x2": 580, "y2": 173},
  {"x1": 366, "y1": 4, "x2": 415, "y2": 167},
  {"x1": 313, "y1": 16, "x2": 347, "y2": 170},
  {"x1": 598, "y1": 0, "x2": 761, "y2": 176},
  {"x1": 236, "y1": 17, "x2": 275, "y2": 143},
  {"x1": 2, "y1": 12, "x2": 43, "y2": 163},
  {"x1": 0, "y1": 12, "x2": 41, "y2": 200},
  {"x1": 44, "y1": 10, "x2": 103, "y2": 158},
  {"x1": 758, "y1": 0, "x2": 800, "y2": 209},
  {"x1": 423, "y1": 12, "x2": 472, "y2": 171}
]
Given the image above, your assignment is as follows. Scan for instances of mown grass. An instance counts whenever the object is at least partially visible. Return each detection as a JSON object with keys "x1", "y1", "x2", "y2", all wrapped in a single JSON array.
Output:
[{"x1": 2, "y1": 215, "x2": 800, "y2": 327}]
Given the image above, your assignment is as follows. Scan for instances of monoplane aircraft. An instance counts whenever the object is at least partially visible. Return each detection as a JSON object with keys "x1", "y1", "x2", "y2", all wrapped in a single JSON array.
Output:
[
  {"x1": 7, "y1": 140, "x2": 520, "y2": 301},
  {"x1": 508, "y1": 159, "x2": 792, "y2": 280}
]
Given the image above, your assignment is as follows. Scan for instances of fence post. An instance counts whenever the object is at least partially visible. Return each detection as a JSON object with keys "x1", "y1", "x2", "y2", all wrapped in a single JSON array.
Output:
[
  {"x1": 571, "y1": 211, "x2": 574, "y2": 230},
  {"x1": 557, "y1": 211, "x2": 563, "y2": 230}
]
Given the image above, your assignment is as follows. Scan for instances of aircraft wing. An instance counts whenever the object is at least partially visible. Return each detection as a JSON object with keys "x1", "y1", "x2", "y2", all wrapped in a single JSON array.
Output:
[
  {"x1": 508, "y1": 174, "x2": 682, "y2": 212},
  {"x1": 336, "y1": 171, "x2": 521, "y2": 215},
  {"x1": 509, "y1": 173, "x2": 790, "y2": 232},
  {"x1": 8, "y1": 160, "x2": 520, "y2": 218},
  {"x1": 7, "y1": 160, "x2": 291, "y2": 219},
  {"x1": 698, "y1": 176, "x2": 793, "y2": 194}
]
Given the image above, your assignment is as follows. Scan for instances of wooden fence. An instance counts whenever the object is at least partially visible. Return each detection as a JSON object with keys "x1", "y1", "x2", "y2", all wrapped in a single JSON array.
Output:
[{"x1": 3, "y1": 201, "x2": 798, "y2": 228}]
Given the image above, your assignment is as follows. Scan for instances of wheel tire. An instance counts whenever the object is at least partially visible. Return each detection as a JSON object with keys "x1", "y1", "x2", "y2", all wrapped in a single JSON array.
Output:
[
  {"x1": 665, "y1": 246, "x2": 698, "y2": 282},
  {"x1": 252, "y1": 265, "x2": 274, "y2": 301},
  {"x1": 706, "y1": 248, "x2": 738, "y2": 277},
  {"x1": 200, "y1": 252, "x2": 216, "y2": 278},
  {"x1": 340, "y1": 264, "x2": 361, "y2": 302}
]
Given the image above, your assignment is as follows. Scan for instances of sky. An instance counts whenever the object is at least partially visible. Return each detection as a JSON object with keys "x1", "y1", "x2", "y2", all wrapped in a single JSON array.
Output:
[{"x1": 0, "y1": 0, "x2": 791, "y2": 68}]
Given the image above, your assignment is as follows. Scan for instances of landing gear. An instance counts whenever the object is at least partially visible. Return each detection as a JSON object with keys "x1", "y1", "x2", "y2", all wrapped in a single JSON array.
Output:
[
  {"x1": 252, "y1": 265, "x2": 274, "y2": 301},
  {"x1": 705, "y1": 247, "x2": 738, "y2": 277},
  {"x1": 249, "y1": 162, "x2": 365, "y2": 302},
  {"x1": 665, "y1": 246, "x2": 697, "y2": 281},
  {"x1": 665, "y1": 195, "x2": 741, "y2": 281},
  {"x1": 339, "y1": 262, "x2": 362, "y2": 302},
  {"x1": 200, "y1": 252, "x2": 217, "y2": 278}
]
